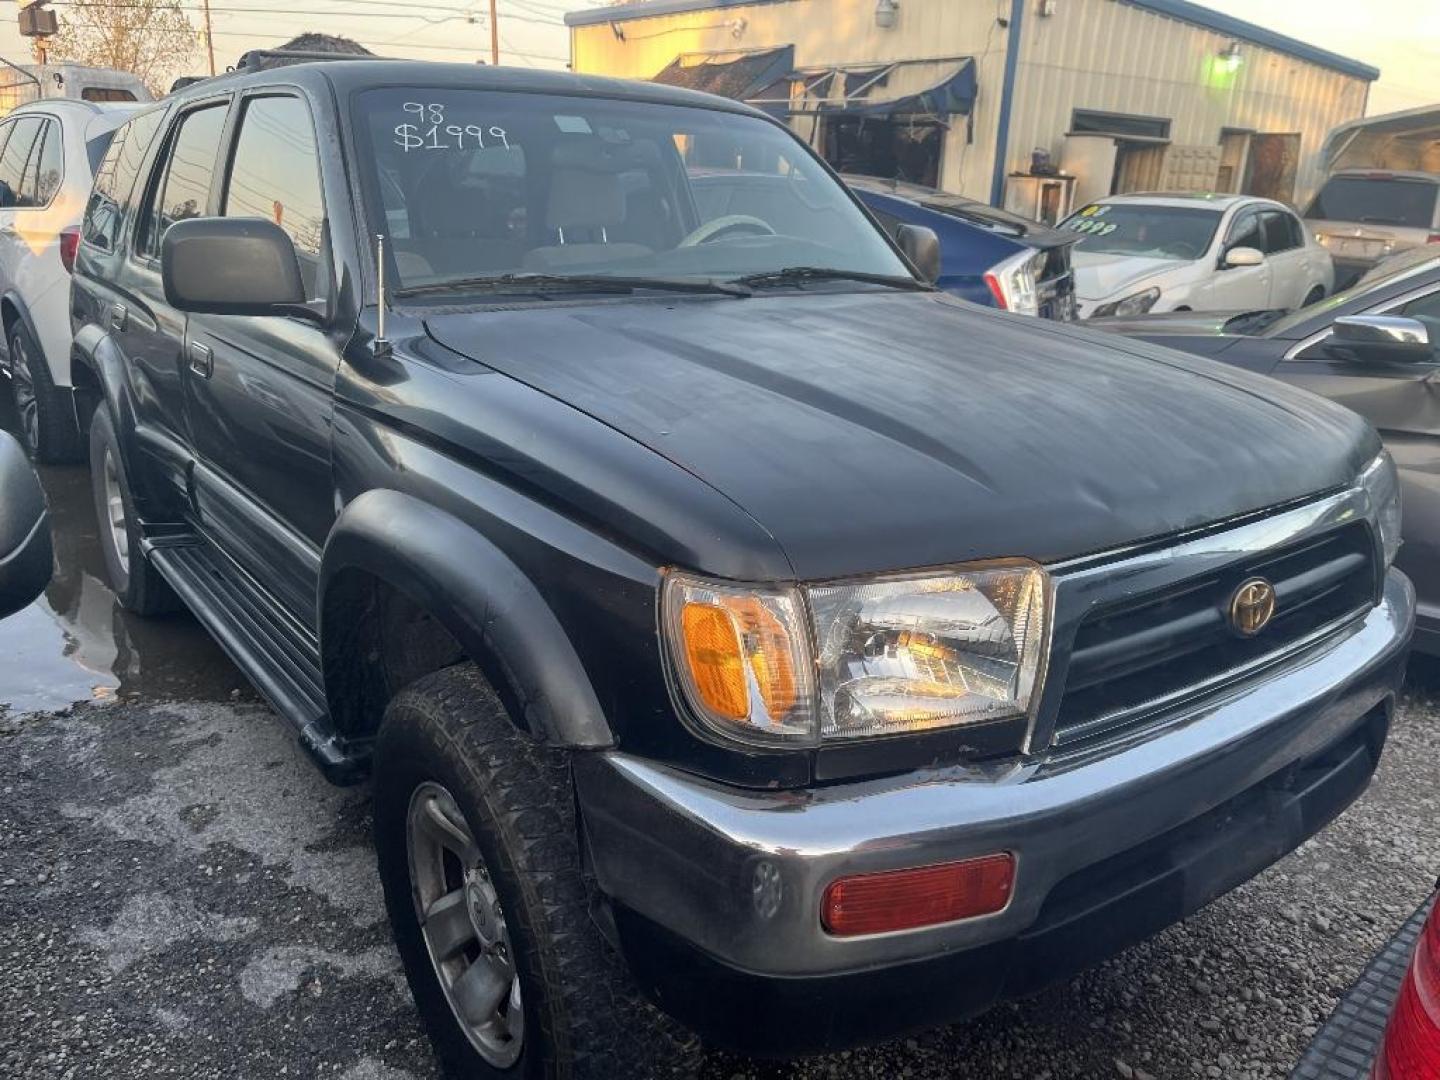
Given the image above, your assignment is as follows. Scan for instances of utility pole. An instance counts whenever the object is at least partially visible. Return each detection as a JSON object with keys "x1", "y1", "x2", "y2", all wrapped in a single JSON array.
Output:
[
  {"x1": 489, "y1": 0, "x2": 499, "y2": 66},
  {"x1": 202, "y1": 0, "x2": 216, "y2": 75}
]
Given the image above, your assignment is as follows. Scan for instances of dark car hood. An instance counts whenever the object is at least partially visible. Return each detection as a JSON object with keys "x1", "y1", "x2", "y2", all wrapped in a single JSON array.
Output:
[{"x1": 425, "y1": 291, "x2": 1376, "y2": 580}]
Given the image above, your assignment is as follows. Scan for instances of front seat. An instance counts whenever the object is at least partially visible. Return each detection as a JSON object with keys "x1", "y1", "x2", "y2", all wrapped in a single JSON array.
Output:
[
  {"x1": 409, "y1": 160, "x2": 524, "y2": 277},
  {"x1": 523, "y1": 145, "x2": 653, "y2": 272}
]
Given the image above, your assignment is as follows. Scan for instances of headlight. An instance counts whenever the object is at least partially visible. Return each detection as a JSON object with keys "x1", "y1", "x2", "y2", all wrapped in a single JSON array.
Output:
[
  {"x1": 1092, "y1": 286, "x2": 1160, "y2": 319},
  {"x1": 1359, "y1": 450, "x2": 1402, "y2": 568},
  {"x1": 983, "y1": 248, "x2": 1046, "y2": 317},
  {"x1": 662, "y1": 563, "x2": 1050, "y2": 747}
]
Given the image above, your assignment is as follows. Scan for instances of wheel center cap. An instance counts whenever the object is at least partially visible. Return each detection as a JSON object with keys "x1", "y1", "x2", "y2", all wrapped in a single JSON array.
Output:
[{"x1": 465, "y1": 875, "x2": 499, "y2": 942}]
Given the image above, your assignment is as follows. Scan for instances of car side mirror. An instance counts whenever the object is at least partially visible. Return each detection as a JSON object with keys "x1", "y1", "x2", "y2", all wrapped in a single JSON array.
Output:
[
  {"x1": 1325, "y1": 314, "x2": 1435, "y2": 365},
  {"x1": 895, "y1": 223, "x2": 941, "y2": 284},
  {"x1": 162, "y1": 217, "x2": 312, "y2": 317},
  {"x1": 1223, "y1": 246, "x2": 1264, "y2": 269},
  {"x1": 0, "y1": 430, "x2": 52, "y2": 619}
]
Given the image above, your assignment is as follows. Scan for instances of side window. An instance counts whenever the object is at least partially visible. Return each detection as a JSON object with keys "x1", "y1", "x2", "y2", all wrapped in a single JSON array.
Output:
[
  {"x1": 867, "y1": 206, "x2": 904, "y2": 240},
  {"x1": 0, "y1": 118, "x2": 42, "y2": 209},
  {"x1": 31, "y1": 121, "x2": 62, "y2": 206},
  {"x1": 222, "y1": 96, "x2": 326, "y2": 297},
  {"x1": 1226, "y1": 209, "x2": 1263, "y2": 253},
  {"x1": 84, "y1": 110, "x2": 166, "y2": 251},
  {"x1": 1395, "y1": 289, "x2": 1440, "y2": 353},
  {"x1": 137, "y1": 104, "x2": 229, "y2": 260},
  {"x1": 1261, "y1": 211, "x2": 1298, "y2": 254}
]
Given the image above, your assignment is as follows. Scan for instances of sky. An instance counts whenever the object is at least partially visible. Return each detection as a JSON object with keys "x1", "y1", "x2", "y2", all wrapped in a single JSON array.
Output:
[{"x1": 0, "y1": 0, "x2": 1433, "y2": 113}]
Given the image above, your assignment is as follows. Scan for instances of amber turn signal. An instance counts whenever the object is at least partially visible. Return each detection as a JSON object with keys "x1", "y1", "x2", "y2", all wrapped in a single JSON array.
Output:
[
  {"x1": 679, "y1": 602, "x2": 748, "y2": 719},
  {"x1": 821, "y1": 853, "x2": 1015, "y2": 937}
]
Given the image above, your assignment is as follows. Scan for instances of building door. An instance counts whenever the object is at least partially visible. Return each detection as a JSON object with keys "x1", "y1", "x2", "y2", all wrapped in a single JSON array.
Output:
[
  {"x1": 1245, "y1": 133, "x2": 1301, "y2": 203},
  {"x1": 1112, "y1": 142, "x2": 1167, "y2": 194},
  {"x1": 1217, "y1": 129, "x2": 1251, "y2": 193}
]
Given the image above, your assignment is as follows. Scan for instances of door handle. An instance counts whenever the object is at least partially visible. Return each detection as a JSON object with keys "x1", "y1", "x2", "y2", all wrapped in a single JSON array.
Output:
[
  {"x1": 109, "y1": 303, "x2": 127, "y2": 331},
  {"x1": 188, "y1": 341, "x2": 214, "y2": 379}
]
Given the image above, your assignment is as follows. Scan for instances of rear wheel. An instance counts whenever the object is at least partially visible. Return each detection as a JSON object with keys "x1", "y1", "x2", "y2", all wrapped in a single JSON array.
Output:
[
  {"x1": 374, "y1": 665, "x2": 660, "y2": 1078},
  {"x1": 88, "y1": 407, "x2": 175, "y2": 615},
  {"x1": 9, "y1": 323, "x2": 81, "y2": 463},
  {"x1": 1304, "y1": 285, "x2": 1326, "y2": 307}
]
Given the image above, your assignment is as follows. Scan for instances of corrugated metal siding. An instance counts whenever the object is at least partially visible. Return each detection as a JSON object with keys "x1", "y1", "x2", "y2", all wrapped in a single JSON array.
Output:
[
  {"x1": 1012, "y1": 0, "x2": 1369, "y2": 205},
  {"x1": 571, "y1": 0, "x2": 1370, "y2": 205}
]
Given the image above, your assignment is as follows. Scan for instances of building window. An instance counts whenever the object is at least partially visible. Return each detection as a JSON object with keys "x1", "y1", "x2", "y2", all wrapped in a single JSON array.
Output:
[{"x1": 1070, "y1": 109, "x2": 1171, "y2": 142}]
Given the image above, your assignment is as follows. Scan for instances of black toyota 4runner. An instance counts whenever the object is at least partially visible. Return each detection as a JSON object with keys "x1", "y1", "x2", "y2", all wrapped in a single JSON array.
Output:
[{"x1": 70, "y1": 56, "x2": 1413, "y2": 1076}]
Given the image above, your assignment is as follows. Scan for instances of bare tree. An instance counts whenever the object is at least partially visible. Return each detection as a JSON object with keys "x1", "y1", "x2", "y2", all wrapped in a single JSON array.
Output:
[{"x1": 51, "y1": 0, "x2": 199, "y2": 95}]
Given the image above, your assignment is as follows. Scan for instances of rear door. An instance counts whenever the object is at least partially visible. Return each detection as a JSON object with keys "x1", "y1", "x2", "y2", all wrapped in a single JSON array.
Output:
[
  {"x1": 182, "y1": 90, "x2": 339, "y2": 625},
  {"x1": 1200, "y1": 205, "x2": 1272, "y2": 310},
  {"x1": 1260, "y1": 209, "x2": 1313, "y2": 309},
  {"x1": 112, "y1": 98, "x2": 231, "y2": 518}
]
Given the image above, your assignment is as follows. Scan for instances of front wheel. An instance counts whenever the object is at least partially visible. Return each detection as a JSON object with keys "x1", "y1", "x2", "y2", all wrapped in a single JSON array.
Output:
[
  {"x1": 374, "y1": 665, "x2": 656, "y2": 1078},
  {"x1": 1303, "y1": 285, "x2": 1326, "y2": 307}
]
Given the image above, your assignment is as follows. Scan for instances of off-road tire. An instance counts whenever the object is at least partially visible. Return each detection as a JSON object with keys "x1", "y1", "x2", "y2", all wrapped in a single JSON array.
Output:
[
  {"x1": 374, "y1": 665, "x2": 656, "y2": 1079},
  {"x1": 9, "y1": 323, "x2": 82, "y2": 463},
  {"x1": 88, "y1": 407, "x2": 176, "y2": 615}
]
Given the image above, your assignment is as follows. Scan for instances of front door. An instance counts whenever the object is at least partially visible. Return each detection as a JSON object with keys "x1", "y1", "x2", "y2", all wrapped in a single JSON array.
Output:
[
  {"x1": 1198, "y1": 206, "x2": 1272, "y2": 310},
  {"x1": 182, "y1": 92, "x2": 340, "y2": 627},
  {"x1": 1280, "y1": 283, "x2": 1440, "y2": 615}
]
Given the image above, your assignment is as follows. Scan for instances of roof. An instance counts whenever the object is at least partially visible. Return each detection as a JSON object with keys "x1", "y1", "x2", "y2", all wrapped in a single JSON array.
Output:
[
  {"x1": 171, "y1": 58, "x2": 770, "y2": 118},
  {"x1": 564, "y1": 0, "x2": 1380, "y2": 82},
  {"x1": 1094, "y1": 192, "x2": 1268, "y2": 210}
]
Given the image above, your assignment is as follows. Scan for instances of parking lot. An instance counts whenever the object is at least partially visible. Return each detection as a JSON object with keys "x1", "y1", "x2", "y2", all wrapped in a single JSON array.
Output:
[{"x1": 0, "y1": 453, "x2": 1435, "y2": 1080}]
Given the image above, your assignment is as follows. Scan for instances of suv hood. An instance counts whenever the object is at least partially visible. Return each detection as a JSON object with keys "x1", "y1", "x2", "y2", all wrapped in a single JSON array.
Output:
[
  {"x1": 425, "y1": 292, "x2": 1375, "y2": 580},
  {"x1": 1071, "y1": 251, "x2": 1181, "y2": 300}
]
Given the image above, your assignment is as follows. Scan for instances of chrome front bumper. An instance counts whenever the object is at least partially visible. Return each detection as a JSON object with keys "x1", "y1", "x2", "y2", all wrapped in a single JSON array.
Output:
[{"x1": 575, "y1": 570, "x2": 1413, "y2": 980}]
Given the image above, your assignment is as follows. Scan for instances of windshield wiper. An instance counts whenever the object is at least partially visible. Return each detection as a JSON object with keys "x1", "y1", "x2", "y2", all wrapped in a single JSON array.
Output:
[
  {"x1": 729, "y1": 266, "x2": 930, "y2": 291},
  {"x1": 394, "y1": 272, "x2": 751, "y2": 299}
]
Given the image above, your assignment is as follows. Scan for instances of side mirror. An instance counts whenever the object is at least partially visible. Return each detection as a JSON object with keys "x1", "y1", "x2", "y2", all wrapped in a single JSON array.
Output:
[
  {"x1": 162, "y1": 217, "x2": 308, "y2": 316},
  {"x1": 1325, "y1": 314, "x2": 1435, "y2": 365},
  {"x1": 0, "y1": 430, "x2": 52, "y2": 619},
  {"x1": 1223, "y1": 246, "x2": 1265, "y2": 269},
  {"x1": 895, "y1": 223, "x2": 941, "y2": 284}
]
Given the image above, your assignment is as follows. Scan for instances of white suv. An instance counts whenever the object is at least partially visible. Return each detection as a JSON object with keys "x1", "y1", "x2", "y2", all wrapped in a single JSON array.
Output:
[{"x1": 0, "y1": 100, "x2": 139, "y2": 461}]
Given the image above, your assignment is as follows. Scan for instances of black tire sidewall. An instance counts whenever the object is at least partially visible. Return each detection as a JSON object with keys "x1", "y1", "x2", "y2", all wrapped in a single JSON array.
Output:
[
  {"x1": 11, "y1": 323, "x2": 80, "y2": 463},
  {"x1": 374, "y1": 707, "x2": 545, "y2": 1080},
  {"x1": 88, "y1": 407, "x2": 174, "y2": 615}
]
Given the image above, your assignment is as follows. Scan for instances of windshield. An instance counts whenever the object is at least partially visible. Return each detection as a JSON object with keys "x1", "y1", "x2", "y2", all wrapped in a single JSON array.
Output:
[
  {"x1": 1059, "y1": 203, "x2": 1221, "y2": 260},
  {"x1": 1305, "y1": 176, "x2": 1439, "y2": 229},
  {"x1": 352, "y1": 88, "x2": 910, "y2": 294},
  {"x1": 1262, "y1": 252, "x2": 1440, "y2": 338}
]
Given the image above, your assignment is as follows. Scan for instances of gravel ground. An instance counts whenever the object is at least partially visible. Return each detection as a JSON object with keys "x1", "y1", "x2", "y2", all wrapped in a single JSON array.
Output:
[{"x1": 2, "y1": 663, "x2": 1437, "y2": 1080}]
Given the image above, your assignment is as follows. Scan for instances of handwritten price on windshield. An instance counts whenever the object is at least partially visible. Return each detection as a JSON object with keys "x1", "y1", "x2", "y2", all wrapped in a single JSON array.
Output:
[{"x1": 394, "y1": 102, "x2": 510, "y2": 152}]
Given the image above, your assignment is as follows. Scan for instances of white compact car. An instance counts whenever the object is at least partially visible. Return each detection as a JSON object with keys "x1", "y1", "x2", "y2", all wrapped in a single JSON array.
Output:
[
  {"x1": 0, "y1": 99, "x2": 140, "y2": 461},
  {"x1": 1062, "y1": 193, "x2": 1334, "y2": 320}
]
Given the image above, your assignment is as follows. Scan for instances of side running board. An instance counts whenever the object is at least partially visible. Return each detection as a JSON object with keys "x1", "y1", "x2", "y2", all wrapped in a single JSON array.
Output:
[{"x1": 145, "y1": 538, "x2": 371, "y2": 785}]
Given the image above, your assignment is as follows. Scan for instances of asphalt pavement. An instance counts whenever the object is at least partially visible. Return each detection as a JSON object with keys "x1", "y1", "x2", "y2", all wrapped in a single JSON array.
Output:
[{"x1": 3, "y1": 456, "x2": 1438, "y2": 1080}]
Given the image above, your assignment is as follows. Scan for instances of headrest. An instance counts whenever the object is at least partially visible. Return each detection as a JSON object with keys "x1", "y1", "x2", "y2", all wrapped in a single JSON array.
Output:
[{"x1": 546, "y1": 169, "x2": 625, "y2": 232}]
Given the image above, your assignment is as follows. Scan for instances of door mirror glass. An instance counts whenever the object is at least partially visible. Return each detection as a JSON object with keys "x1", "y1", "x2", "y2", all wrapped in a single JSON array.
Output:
[
  {"x1": 1325, "y1": 314, "x2": 1435, "y2": 365},
  {"x1": 895, "y1": 223, "x2": 941, "y2": 283},
  {"x1": 0, "y1": 430, "x2": 52, "y2": 619},
  {"x1": 1224, "y1": 245, "x2": 1264, "y2": 269},
  {"x1": 161, "y1": 217, "x2": 308, "y2": 315}
]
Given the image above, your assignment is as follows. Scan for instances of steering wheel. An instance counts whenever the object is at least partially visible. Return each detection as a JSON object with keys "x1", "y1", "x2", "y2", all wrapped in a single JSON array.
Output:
[{"x1": 679, "y1": 215, "x2": 777, "y2": 247}]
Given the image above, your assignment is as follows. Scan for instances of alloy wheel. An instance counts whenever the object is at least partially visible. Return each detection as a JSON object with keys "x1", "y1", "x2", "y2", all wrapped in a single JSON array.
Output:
[
  {"x1": 101, "y1": 446, "x2": 130, "y2": 575},
  {"x1": 10, "y1": 335, "x2": 38, "y2": 452},
  {"x1": 407, "y1": 781, "x2": 525, "y2": 1068}
]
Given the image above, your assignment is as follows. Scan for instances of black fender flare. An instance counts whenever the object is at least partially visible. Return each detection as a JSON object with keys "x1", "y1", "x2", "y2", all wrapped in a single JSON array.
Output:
[{"x1": 320, "y1": 488, "x2": 615, "y2": 748}]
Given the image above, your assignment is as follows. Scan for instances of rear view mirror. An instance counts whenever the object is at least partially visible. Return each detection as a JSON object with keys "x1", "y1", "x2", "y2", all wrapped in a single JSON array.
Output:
[
  {"x1": 895, "y1": 224, "x2": 941, "y2": 284},
  {"x1": 162, "y1": 217, "x2": 308, "y2": 316},
  {"x1": 1224, "y1": 246, "x2": 1264, "y2": 269},
  {"x1": 0, "y1": 430, "x2": 52, "y2": 618},
  {"x1": 1325, "y1": 314, "x2": 1435, "y2": 365}
]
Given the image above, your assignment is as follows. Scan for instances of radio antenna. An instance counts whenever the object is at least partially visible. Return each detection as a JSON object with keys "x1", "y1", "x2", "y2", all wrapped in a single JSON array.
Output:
[{"x1": 374, "y1": 233, "x2": 392, "y2": 358}]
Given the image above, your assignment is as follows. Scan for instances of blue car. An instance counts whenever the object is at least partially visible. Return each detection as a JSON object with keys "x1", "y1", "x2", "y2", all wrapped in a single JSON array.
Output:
[{"x1": 847, "y1": 175, "x2": 1079, "y2": 320}]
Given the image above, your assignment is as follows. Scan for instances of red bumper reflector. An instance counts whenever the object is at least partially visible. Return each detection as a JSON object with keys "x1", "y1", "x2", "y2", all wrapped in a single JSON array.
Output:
[
  {"x1": 1373, "y1": 901, "x2": 1440, "y2": 1078},
  {"x1": 821, "y1": 853, "x2": 1015, "y2": 937}
]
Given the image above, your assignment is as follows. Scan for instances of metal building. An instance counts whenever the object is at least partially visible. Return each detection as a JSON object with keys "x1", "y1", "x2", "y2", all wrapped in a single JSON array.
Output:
[{"x1": 565, "y1": 0, "x2": 1379, "y2": 219}]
